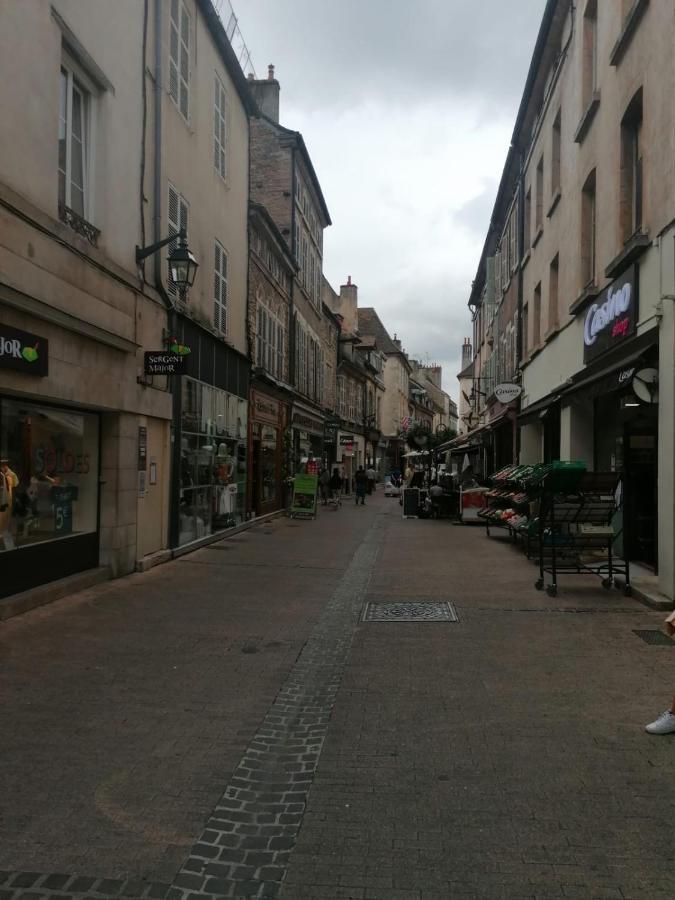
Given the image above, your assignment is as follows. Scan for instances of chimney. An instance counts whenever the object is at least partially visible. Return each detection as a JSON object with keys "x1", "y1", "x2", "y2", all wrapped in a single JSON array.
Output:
[
  {"x1": 461, "y1": 337, "x2": 473, "y2": 369},
  {"x1": 248, "y1": 63, "x2": 280, "y2": 122},
  {"x1": 392, "y1": 334, "x2": 402, "y2": 350},
  {"x1": 336, "y1": 276, "x2": 358, "y2": 333}
]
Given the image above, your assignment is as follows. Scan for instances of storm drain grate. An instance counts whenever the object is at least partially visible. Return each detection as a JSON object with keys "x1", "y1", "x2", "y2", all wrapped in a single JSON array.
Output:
[
  {"x1": 633, "y1": 629, "x2": 675, "y2": 646},
  {"x1": 362, "y1": 601, "x2": 458, "y2": 623}
]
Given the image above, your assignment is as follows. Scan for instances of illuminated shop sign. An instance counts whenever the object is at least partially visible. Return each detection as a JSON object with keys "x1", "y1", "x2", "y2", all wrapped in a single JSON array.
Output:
[
  {"x1": 583, "y1": 266, "x2": 637, "y2": 363},
  {"x1": 0, "y1": 323, "x2": 48, "y2": 376}
]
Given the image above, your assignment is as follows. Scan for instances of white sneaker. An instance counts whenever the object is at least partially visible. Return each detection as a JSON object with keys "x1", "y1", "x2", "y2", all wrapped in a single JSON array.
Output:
[{"x1": 645, "y1": 710, "x2": 675, "y2": 734}]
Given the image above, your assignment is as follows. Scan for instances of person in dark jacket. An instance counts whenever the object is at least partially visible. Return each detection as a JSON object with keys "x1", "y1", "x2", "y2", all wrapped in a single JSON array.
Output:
[{"x1": 354, "y1": 467, "x2": 368, "y2": 505}]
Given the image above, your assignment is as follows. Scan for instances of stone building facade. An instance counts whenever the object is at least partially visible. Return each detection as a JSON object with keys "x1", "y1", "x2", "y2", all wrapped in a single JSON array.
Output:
[
  {"x1": 460, "y1": 0, "x2": 675, "y2": 602},
  {"x1": 0, "y1": 0, "x2": 171, "y2": 597},
  {"x1": 248, "y1": 67, "x2": 338, "y2": 471}
]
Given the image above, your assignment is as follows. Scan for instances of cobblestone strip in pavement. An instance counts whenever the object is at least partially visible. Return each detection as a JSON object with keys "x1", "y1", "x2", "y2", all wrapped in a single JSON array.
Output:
[
  {"x1": 0, "y1": 871, "x2": 171, "y2": 899},
  {"x1": 0, "y1": 519, "x2": 382, "y2": 900},
  {"x1": 162, "y1": 525, "x2": 382, "y2": 900}
]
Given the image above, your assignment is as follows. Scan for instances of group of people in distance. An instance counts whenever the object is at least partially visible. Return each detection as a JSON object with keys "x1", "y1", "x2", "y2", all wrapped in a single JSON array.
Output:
[{"x1": 318, "y1": 464, "x2": 377, "y2": 507}]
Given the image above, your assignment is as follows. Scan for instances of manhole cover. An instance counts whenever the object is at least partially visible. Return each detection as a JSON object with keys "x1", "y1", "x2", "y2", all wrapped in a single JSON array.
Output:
[
  {"x1": 633, "y1": 630, "x2": 675, "y2": 646},
  {"x1": 362, "y1": 601, "x2": 458, "y2": 623}
]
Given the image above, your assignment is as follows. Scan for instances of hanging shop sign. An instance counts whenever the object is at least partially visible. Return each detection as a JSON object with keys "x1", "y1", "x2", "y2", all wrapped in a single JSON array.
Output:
[
  {"x1": 494, "y1": 383, "x2": 522, "y2": 404},
  {"x1": 292, "y1": 410, "x2": 324, "y2": 435},
  {"x1": 0, "y1": 323, "x2": 48, "y2": 376},
  {"x1": 251, "y1": 391, "x2": 279, "y2": 424},
  {"x1": 144, "y1": 351, "x2": 185, "y2": 375},
  {"x1": 583, "y1": 266, "x2": 638, "y2": 363}
]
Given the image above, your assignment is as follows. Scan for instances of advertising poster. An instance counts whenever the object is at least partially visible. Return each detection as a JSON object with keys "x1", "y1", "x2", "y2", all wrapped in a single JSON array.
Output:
[{"x1": 291, "y1": 474, "x2": 318, "y2": 518}]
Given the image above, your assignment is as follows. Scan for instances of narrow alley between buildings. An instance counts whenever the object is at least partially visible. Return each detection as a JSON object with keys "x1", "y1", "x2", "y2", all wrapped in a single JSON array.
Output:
[{"x1": 1, "y1": 492, "x2": 675, "y2": 900}]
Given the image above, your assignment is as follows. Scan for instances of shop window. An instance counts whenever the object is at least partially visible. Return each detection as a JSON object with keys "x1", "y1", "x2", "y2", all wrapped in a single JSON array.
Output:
[
  {"x1": 179, "y1": 377, "x2": 247, "y2": 543},
  {"x1": 0, "y1": 400, "x2": 99, "y2": 553},
  {"x1": 620, "y1": 88, "x2": 643, "y2": 241},
  {"x1": 581, "y1": 168, "x2": 597, "y2": 287}
]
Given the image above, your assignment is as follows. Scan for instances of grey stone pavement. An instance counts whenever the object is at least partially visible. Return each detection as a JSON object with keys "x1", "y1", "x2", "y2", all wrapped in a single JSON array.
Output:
[{"x1": 1, "y1": 491, "x2": 675, "y2": 900}]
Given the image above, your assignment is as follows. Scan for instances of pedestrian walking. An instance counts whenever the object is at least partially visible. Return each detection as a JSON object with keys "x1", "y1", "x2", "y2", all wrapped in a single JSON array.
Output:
[
  {"x1": 354, "y1": 466, "x2": 367, "y2": 505},
  {"x1": 318, "y1": 467, "x2": 331, "y2": 505},
  {"x1": 366, "y1": 464, "x2": 376, "y2": 495},
  {"x1": 329, "y1": 467, "x2": 343, "y2": 507}
]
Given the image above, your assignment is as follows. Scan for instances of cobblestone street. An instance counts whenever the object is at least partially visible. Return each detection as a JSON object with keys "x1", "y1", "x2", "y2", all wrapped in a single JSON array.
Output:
[{"x1": 2, "y1": 492, "x2": 675, "y2": 900}]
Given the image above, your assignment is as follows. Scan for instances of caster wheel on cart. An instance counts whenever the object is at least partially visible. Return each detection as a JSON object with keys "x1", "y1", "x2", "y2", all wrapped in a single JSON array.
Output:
[
  {"x1": 546, "y1": 585, "x2": 557, "y2": 598},
  {"x1": 535, "y1": 579, "x2": 544, "y2": 591},
  {"x1": 601, "y1": 577, "x2": 613, "y2": 590},
  {"x1": 623, "y1": 584, "x2": 632, "y2": 597}
]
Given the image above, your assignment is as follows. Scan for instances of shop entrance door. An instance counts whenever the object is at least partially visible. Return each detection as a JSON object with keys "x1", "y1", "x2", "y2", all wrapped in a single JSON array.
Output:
[{"x1": 624, "y1": 417, "x2": 657, "y2": 570}]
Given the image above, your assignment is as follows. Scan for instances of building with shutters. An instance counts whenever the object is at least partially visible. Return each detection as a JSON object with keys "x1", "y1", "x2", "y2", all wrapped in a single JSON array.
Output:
[
  {"x1": 247, "y1": 67, "x2": 338, "y2": 475},
  {"x1": 323, "y1": 277, "x2": 386, "y2": 483},
  {"x1": 459, "y1": 0, "x2": 675, "y2": 602},
  {"x1": 0, "y1": 1, "x2": 176, "y2": 599},
  {"x1": 357, "y1": 309, "x2": 412, "y2": 472}
]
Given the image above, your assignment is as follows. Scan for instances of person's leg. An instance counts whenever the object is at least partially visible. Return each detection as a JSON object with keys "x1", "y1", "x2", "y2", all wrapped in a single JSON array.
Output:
[{"x1": 645, "y1": 696, "x2": 675, "y2": 734}]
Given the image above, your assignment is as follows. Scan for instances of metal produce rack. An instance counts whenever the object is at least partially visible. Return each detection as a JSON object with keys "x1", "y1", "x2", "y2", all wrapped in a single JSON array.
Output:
[{"x1": 534, "y1": 472, "x2": 630, "y2": 597}]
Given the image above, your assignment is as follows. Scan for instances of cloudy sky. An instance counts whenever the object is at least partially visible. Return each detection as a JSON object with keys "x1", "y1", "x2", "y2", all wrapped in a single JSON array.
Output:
[{"x1": 233, "y1": 0, "x2": 547, "y2": 397}]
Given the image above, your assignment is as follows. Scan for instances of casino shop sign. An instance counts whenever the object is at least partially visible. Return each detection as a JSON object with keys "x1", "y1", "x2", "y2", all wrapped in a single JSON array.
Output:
[{"x1": 583, "y1": 266, "x2": 637, "y2": 363}]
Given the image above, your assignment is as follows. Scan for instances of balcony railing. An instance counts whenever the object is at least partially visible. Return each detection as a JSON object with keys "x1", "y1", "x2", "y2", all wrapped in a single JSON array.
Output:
[{"x1": 58, "y1": 203, "x2": 100, "y2": 247}]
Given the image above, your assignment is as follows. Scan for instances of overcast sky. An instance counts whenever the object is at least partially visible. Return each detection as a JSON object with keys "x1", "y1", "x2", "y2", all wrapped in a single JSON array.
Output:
[{"x1": 233, "y1": 0, "x2": 547, "y2": 397}]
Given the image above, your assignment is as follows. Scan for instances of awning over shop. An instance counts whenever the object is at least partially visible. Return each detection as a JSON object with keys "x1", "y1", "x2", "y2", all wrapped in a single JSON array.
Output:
[
  {"x1": 517, "y1": 393, "x2": 560, "y2": 425},
  {"x1": 562, "y1": 327, "x2": 658, "y2": 400}
]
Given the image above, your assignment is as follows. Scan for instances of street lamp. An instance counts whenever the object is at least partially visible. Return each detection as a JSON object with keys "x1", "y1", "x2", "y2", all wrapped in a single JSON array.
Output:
[{"x1": 136, "y1": 228, "x2": 199, "y2": 298}]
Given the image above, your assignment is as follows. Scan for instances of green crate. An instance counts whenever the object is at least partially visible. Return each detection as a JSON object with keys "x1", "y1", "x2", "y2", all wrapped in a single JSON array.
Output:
[{"x1": 546, "y1": 460, "x2": 587, "y2": 491}]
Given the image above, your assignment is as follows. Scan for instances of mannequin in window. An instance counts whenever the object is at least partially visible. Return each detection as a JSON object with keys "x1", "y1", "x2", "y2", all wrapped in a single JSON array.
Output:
[{"x1": 0, "y1": 457, "x2": 19, "y2": 550}]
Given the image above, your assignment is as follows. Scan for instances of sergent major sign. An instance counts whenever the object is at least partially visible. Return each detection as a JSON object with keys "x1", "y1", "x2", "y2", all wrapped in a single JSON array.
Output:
[
  {"x1": 0, "y1": 323, "x2": 49, "y2": 376},
  {"x1": 583, "y1": 266, "x2": 637, "y2": 363}
]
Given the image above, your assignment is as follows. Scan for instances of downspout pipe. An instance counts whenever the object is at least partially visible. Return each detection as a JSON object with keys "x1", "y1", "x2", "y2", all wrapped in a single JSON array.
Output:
[
  {"x1": 515, "y1": 149, "x2": 525, "y2": 463},
  {"x1": 153, "y1": 0, "x2": 181, "y2": 548}
]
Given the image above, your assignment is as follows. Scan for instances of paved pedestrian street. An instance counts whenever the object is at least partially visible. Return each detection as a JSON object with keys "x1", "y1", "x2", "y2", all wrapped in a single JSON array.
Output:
[{"x1": 2, "y1": 493, "x2": 675, "y2": 900}]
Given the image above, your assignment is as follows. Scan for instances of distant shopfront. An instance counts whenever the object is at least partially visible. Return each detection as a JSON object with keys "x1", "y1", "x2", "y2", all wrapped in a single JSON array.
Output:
[
  {"x1": 172, "y1": 316, "x2": 249, "y2": 548},
  {"x1": 248, "y1": 387, "x2": 288, "y2": 516},
  {"x1": 291, "y1": 401, "x2": 325, "y2": 472}
]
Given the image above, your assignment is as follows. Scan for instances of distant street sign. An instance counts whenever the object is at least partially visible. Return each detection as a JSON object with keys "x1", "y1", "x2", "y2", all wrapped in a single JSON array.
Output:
[
  {"x1": 144, "y1": 351, "x2": 185, "y2": 375},
  {"x1": 494, "y1": 383, "x2": 522, "y2": 404}
]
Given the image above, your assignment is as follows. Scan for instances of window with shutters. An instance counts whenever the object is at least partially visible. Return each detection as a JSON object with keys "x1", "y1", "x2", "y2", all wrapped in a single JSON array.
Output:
[
  {"x1": 169, "y1": 0, "x2": 190, "y2": 121},
  {"x1": 214, "y1": 240, "x2": 227, "y2": 334},
  {"x1": 214, "y1": 74, "x2": 228, "y2": 179},
  {"x1": 167, "y1": 184, "x2": 188, "y2": 295},
  {"x1": 256, "y1": 304, "x2": 284, "y2": 379},
  {"x1": 495, "y1": 248, "x2": 502, "y2": 297},
  {"x1": 509, "y1": 208, "x2": 517, "y2": 272}
]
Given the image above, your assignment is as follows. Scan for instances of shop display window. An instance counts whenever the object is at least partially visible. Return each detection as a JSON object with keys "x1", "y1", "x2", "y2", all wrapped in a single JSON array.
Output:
[
  {"x1": 179, "y1": 377, "x2": 247, "y2": 545},
  {"x1": 0, "y1": 399, "x2": 99, "y2": 553}
]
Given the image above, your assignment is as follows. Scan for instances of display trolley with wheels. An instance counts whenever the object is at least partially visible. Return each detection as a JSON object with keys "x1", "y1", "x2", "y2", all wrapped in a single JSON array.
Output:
[{"x1": 534, "y1": 469, "x2": 631, "y2": 597}]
